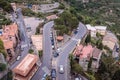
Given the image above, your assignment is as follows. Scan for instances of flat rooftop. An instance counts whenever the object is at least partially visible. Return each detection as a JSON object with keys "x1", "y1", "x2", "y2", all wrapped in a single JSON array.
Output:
[
  {"x1": 31, "y1": 35, "x2": 43, "y2": 50},
  {"x1": 13, "y1": 54, "x2": 38, "y2": 76}
]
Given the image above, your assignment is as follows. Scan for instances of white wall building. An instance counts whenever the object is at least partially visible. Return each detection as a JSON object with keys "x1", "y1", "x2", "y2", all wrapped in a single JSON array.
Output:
[
  {"x1": 86, "y1": 24, "x2": 107, "y2": 37},
  {"x1": 86, "y1": 24, "x2": 96, "y2": 37},
  {"x1": 95, "y1": 26, "x2": 107, "y2": 35}
]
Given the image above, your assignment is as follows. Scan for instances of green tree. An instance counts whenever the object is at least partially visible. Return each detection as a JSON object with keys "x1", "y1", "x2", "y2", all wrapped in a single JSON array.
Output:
[
  {"x1": 0, "y1": 63, "x2": 6, "y2": 71},
  {"x1": 112, "y1": 69, "x2": 120, "y2": 80},
  {"x1": 96, "y1": 40, "x2": 103, "y2": 50},
  {"x1": 0, "y1": 0, "x2": 13, "y2": 13},
  {"x1": 54, "y1": 18, "x2": 64, "y2": 25},
  {"x1": 54, "y1": 10, "x2": 79, "y2": 35},
  {"x1": 29, "y1": 49, "x2": 34, "y2": 54},
  {"x1": 88, "y1": 57, "x2": 92, "y2": 69},
  {"x1": 36, "y1": 12, "x2": 43, "y2": 18},
  {"x1": 35, "y1": 27, "x2": 40, "y2": 35},
  {"x1": 38, "y1": 50, "x2": 43, "y2": 58},
  {"x1": 85, "y1": 33, "x2": 91, "y2": 44},
  {"x1": 22, "y1": 8, "x2": 35, "y2": 17},
  {"x1": 53, "y1": 10, "x2": 58, "y2": 14},
  {"x1": 58, "y1": 3, "x2": 65, "y2": 9},
  {"x1": 0, "y1": 39, "x2": 6, "y2": 58},
  {"x1": 69, "y1": 54, "x2": 83, "y2": 74},
  {"x1": 97, "y1": 53, "x2": 120, "y2": 79}
]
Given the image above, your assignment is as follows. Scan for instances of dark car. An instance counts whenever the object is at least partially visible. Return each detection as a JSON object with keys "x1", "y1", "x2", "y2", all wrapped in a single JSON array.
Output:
[
  {"x1": 116, "y1": 48, "x2": 119, "y2": 52},
  {"x1": 51, "y1": 41, "x2": 54, "y2": 45},
  {"x1": 53, "y1": 51, "x2": 59, "y2": 57},
  {"x1": 74, "y1": 30, "x2": 78, "y2": 34},
  {"x1": 51, "y1": 69, "x2": 56, "y2": 78}
]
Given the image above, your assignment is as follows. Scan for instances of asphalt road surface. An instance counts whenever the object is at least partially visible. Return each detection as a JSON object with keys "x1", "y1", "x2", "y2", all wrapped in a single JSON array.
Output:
[
  {"x1": 31, "y1": 21, "x2": 54, "y2": 80},
  {"x1": 10, "y1": 8, "x2": 30, "y2": 69},
  {"x1": 57, "y1": 22, "x2": 87, "y2": 80}
]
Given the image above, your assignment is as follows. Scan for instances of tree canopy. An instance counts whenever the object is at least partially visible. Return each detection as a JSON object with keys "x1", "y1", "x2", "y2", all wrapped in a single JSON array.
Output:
[
  {"x1": 54, "y1": 10, "x2": 79, "y2": 36},
  {"x1": 0, "y1": 39, "x2": 6, "y2": 58},
  {"x1": 0, "y1": 0, "x2": 13, "y2": 13},
  {"x1": 0, "y1": 63, "x2": 6, "y2": 72}
]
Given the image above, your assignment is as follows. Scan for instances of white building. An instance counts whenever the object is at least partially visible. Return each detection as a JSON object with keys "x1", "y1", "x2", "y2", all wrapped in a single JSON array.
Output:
[
  {"x1": 86, "y1": 24, "x2": 107, "y2": 37},
  {"x1": 95, "y1": 26, "x2": 107, "y2": 35},
  {"x1": 86, "y1": 24, "x2": 96, "y2": 37}
]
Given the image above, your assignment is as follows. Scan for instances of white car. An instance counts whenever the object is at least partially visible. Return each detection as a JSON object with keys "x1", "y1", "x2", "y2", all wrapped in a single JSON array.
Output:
[
  {"x1": 59, "y1": 65, "x2": 64, "y2": 74},
  {"x1": 52, "y1": 45, "x2": 54, "y2": 49},
  {"x1": 56, "y1": 48, "x2": 62, "y2": 53},
  {"x1": 17, "y1": 55, "x2": 21, "y2": 61}
]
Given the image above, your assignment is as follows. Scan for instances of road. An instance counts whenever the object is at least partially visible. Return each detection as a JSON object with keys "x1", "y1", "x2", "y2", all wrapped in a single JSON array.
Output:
[
  {"x1": 39, "y1": 2, "x2": 59, "y2": 13},
  {"x1": 10, "y1": 9, "x2": 87, "y2": 80},
  {"x1": 57, "y1": 22, "x2": 87, "y2": 80},
  {"x1": 31, "y1": 21, "x2": 54, "y2": 80},
  {"x1": 10, "y1": 8, "x2": 30, "y2": 69}
]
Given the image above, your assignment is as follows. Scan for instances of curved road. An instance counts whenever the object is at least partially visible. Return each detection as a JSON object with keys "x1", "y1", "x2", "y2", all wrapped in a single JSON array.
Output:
[
  {"x1": 32, "y1": 21, "x2": 87, "y2": 80},
  {"x1": 32, "y1": 21, "x2": 54, "y2": 80}
]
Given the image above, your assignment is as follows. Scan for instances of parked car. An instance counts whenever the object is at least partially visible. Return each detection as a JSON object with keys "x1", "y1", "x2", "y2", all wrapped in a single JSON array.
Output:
[
  {"x1": 56, "y1": 48, "x2": 62, "y2": 53},
  {"x1": 52, "y1": 45, "x2": 55, "y2": 49},
  {"x1": 51, "y1": 40, "x2": 54, "y2": 45},
  {"x1": 41, "y1": 73, "x2": 47, "y2": 80},
  {"x1": 17, "y1": 55, "x2": 21, "y2": 61},
  {"x1": 116, "y1": 48, "x2": 119, "y2": 52},
  {"x1": 53, "y1": 51, "x2": 59, "y2": 57},
  {"x1": 59, "y1": 65, "x2": 64, "y2": 74},
  {"x1": 51, "y1": 69, "x2": 56, "y2": 78}
]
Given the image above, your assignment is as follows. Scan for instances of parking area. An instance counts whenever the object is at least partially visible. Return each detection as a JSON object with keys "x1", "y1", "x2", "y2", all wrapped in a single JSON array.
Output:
[{"x1": 24, "y1": 17, "x2": 44, "y2": 38}]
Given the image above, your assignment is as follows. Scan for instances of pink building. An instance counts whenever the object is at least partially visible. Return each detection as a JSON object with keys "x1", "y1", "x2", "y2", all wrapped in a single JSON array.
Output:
[{"x1": 74, "y1": 44, "x2": 102, "y2": 71}]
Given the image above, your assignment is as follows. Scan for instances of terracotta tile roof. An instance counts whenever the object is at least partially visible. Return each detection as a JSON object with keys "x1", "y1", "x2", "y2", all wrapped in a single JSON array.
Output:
[
  {"x1": 13, "y1": 54, "x2": 38, "y2": 76},
  {"x1": 74, "y1": 45, "x2": 83, "y2": 55},
  {"x1": 0, "y1": 23, "x2": 18, "y2": 49},
  {"x1": 74, "y1": 44, "x2": 93, "y2": 58},
  {"x1": 80, "y1": 45, "x2": 93, "y2": 58},
  {"x1": 3, "y1": 23, "x2": 18, "y2": 36},
  {"x1": 56, "y1": 36, "x2": 63, "y2": 41},
  {"x1": 3, "y1": 40, "x2": 14, "y2": 49}
]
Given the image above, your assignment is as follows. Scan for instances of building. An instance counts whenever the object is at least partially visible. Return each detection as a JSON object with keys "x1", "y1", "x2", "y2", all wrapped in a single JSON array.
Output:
[
  {"x1": 31, "y1": 35, "x2": 43, "y2": 51},
  {"x1": 73, "y1": 45, "x2": 102, "y2": 71},
  {"x1": 91, "y1": 48, "x2": 102, "y2": 72},
  {"x1": 86, "y1": 24, "x2": 107, "y2": 37},
  {"x1": 86, "y1": 24, "x2": 96, "y2": 37},
  {"x1": 102, "y1": 31, "x2": 118, "y2": 50},
  {"x1": 74, "y1": 45, "x2": 93, "y2": 71},
  {"x1": 95, "y1": 26, "x2": 107, "y2": 35},
  {"x1": 12, "y1": 54, "x2": 39, "y2": 80},
  {"x1": 46, "y1": 15, "x2": 58, "y2": 21},
  {"x1": 0, "y1": 23, "x2": 19, "y2": 60}
]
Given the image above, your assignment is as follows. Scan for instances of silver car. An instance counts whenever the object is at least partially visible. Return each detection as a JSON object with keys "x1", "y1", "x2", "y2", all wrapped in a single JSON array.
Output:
[{"x1": 59, "y1": 65, "x2": 64, "y2": 74}]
